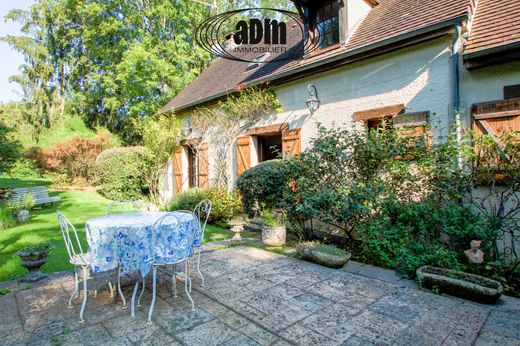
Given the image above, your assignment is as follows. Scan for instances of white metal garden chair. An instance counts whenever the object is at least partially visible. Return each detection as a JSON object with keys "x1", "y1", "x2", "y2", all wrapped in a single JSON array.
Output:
[
  {"x1": 105, "y1": 200, "x2": 144, "y2": 309},
  {"x1": 56, "y1": 211, "x2": 114, "y2": 323},
  {"x1": 191, "y1": 200, "x2": 211, "y2": 286},
  {"x1": 145, "y1": 212, "x2": 196, "y2": 324}
]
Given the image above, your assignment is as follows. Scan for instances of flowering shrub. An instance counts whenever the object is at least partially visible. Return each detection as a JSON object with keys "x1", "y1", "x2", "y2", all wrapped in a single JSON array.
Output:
[{"x1": 38, "y1": 130, "x2": 114, "y2": 180}]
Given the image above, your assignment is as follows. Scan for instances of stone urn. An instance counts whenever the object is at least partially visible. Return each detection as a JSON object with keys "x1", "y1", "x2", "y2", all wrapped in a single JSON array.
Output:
[
  {"x1": 228, "y1": 219, "x2": 245, "y2": 242},
  {"x1": 296, "y1": 242, "x2": 351, "y2": 268},
  {"x1": 17, "y1": 245, "x2": 51, "y2": 282},
  {"x1": 262, "y1": 225, "x2": 286, "y2": 248}
]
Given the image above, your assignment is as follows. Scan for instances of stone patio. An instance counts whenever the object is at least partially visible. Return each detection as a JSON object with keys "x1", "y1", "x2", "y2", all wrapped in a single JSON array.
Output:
[{"x1": 1, "y1": 246, "x2": 520, "y2": 346}]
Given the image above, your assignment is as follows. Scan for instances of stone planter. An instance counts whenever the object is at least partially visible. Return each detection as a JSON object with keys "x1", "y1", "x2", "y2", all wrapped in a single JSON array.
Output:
[
  {"x1": 416, "y1": 266, "x2": 503, "y2": 304},
  {"x1": 17, "y1": 246, "x2": 51, "y2": 282},
  {"x1": 17, "y1": 209, "x2": 30, "y2": 223},
  {"x1": 229, "y1": 221, "x2": 244, "y2": 242},
  {"x1": 296, "y1": 243, "x2": 351, "y2": 268},
  {"x1": 262, "y1": 225, "x2": 286, "y2": 248}
]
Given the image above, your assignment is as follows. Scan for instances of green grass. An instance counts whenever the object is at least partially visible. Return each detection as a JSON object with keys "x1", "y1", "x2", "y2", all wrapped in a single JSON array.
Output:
[
  {"x1": 0, "y1": 190, "x2": 111, "y2": 281},
  {"x1": 0, "y1": 183, "x2": 231, "y2": 282},
  {"x1": 36, "y1": 115, "x2": 98, "y2": 149},
  {"x1": 0, "y1": 177, "x2": 52, "y2": 189}
]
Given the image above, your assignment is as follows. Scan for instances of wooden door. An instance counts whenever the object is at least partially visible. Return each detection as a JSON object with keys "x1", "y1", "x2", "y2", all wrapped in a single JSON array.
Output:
[
  {"x1": 173, "y1": 147, "x2": 183, "y2": 193},
  {"x1": 282, "y1": 129, "x2": 301, "y2": 157},
  {"x1": 198, "y1": 143, "x2": 209, "y2": 188},
  {"x1": 236, "y1": 136, "x2": 251, "y2": 176}
]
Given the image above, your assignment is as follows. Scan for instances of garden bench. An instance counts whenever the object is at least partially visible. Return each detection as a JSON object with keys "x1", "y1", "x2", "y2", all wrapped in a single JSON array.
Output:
[{"x1": 7, "y1": 186, "x2": 61, "y2": 207}]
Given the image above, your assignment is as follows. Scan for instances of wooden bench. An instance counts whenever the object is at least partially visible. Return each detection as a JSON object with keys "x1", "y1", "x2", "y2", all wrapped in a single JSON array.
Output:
[{"x1": 7, "y1": 186, "x2": 61, "y2": 207}]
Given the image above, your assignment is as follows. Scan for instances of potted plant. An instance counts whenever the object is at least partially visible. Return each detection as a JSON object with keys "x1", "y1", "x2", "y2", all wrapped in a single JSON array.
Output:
[
  {"x1": 17, "y1": 243, "x2": 52, "y2": 282},
  {"x1": 416, "y1": 266, "x2": 503, "y2": 304},
  {"x1": 297, "y1": 242, "x2": 351, "y2": 268},
  {"x1": 228, "y1": 214, "x2": 246, "y2": 242},
  {"x1": 260, "y1": 209, "x2": 286, "y2": 248}
]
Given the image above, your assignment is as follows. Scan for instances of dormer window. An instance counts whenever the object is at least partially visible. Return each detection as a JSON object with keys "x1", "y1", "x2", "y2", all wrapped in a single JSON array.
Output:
[
  {"x1": 315, "y1": 1, "x2": 340, "y2": 48},
  {"x1": 246, "y1": 53, "x2": 270, "y2": 71}
]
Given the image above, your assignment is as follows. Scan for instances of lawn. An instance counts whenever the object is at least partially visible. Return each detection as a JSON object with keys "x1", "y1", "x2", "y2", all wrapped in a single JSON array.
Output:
[{"x1": 0, "y1": 187, "x2": 232, "y2": 282}]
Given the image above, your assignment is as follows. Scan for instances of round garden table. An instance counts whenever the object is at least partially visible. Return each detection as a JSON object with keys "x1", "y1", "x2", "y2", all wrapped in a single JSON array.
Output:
[{"x1": 85, "y1": 211, "x2": 199, "y2": 278}]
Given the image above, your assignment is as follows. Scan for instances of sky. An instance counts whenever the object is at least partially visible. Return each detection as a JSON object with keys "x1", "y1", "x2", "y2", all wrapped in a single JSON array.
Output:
[{"x1": 0, "y1": 0, "x2": 34, "y2": 103}]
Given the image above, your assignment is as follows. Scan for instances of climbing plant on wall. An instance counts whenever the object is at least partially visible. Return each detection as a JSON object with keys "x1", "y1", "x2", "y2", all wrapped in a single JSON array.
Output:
[{"x1": 190, "y1": 86, "x2": 281, "y2": 188}]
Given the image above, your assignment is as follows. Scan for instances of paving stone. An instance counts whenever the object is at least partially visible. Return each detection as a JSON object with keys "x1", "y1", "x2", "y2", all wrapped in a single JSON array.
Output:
[
  {"x1": 474, "y1": 331, "x2": 520, "y2": 346},
  {"x1": 141, "y1": 329, "x2": 182, "y2": 346},
  {"x1": 344, "y1": 310, "x2": 409, "y2": 345},
  {"x1": 481, "y1": 309, "x2": 520, "y2": 340},
  {"x1": 156, "y1": 306, "x2": 215, "y2": 334},
  {"x1": 368, "y1": 293, "x2": 425, "y2": 323},
  {"x1": 52, "y1": 323, "x2": 113, "y2": 346},
  {"x1": 176, "y1": 319, "x2": 241, "y2": 346},
  {"x1": 221, "y1": 334, "x2": 261, "y2": 346},
  {"x1": 353, "y1": 264, "x2": 403, "y2": 283},
  {"x1": 300, "y1": 303, "x2": 360, "y2": 342},
  {"x1": 341, "y1": 336, "x2": 376, "y2": 346},
  {"x1": 239, "y1": 320, "x2": 282, "y2": 346},
  {"x1": 103, "y1": 312, "x2": 161, "y2": 343},
  {"x1": 2, "y1": 246, "x2": 520, "y2": 346},
  {"x1": 341, "y1": 261, "x2": 367, "y2": 274}
]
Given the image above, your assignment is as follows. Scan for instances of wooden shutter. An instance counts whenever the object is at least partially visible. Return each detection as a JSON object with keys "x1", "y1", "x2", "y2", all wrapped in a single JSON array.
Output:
[
  {"x1": 354, "y1": 104, "x2": 405, "y2": 121},
  {"x1": 472, "y1": 99, "x2": 520, "y2": 140},
  {"x1": 236, "y1": 136, "x2": 251, "y2": 176},
  {"x1": 282, "y1": 129, "x2": 301, "y2": 156},
  {"x1": 173, "y1": 147, "x2": 183, "y2": 193},
  {"x1": 198, "y1": 143, "x2": 209, "y2": 188},
  {"x1": 393, "y1": 112, "x2": 430, "y2": 138}
]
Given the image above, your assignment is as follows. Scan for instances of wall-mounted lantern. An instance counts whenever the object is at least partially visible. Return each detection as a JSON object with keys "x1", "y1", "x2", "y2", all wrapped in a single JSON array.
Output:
[{"x1": 306, "y1": 84, "x2": 320, "y2": 115}]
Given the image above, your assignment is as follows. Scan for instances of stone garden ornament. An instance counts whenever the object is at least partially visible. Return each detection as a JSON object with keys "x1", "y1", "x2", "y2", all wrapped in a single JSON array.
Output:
[{"x1": 464, "y1": 240, "x2": 485, "y2": 264}]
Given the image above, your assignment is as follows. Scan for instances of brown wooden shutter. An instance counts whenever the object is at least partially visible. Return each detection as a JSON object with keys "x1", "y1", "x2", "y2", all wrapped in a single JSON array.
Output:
[
  {"x1": 282, "y1": 129, "x2": 301, "y2": 156},
  {"x1": 173, "y1": 147, "x2": 183, "y2": 193},
  {"x1": 393, "y1": 112, "x2": 430, "y2": 139},
  {"x1": 472, "y1": 99, "x2": 520, "y2": 141},
  {"x1": 236, "y1": 136, "x2": 251, "y2": 176},
  {"x1": 198, "y1": 143, "x2": 209, "y2": 188}
]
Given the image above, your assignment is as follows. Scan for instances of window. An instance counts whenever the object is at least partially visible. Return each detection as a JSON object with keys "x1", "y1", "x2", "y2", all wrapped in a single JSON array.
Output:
[
  {"x1": 504, "y1": 84, "x2": 520, "y2": 99},
  {"x1": 258, "y1": 134, "x2": 282, "y2": 162},
  {"x1": 314, "y1": 1, "x2": 340, "y2": 49},
  {"x1": 188, "y1": 146, "x2": 198, "y2": 188},
  {"x1": 246, "y1": 53, "x2": 271, "y2": 71}
]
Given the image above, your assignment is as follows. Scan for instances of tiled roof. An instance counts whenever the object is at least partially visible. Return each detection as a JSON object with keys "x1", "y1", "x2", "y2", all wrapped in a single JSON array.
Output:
[
  {"x1": 161, "y1": 0, "x2": 472, "y2": 113},
  {"x1": 464, "y1": 0, "x2": 520, "y2": 56}
]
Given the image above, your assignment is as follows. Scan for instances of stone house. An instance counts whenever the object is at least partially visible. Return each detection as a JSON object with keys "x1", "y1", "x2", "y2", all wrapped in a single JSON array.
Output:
[{"x1": 158, "y1": 0, "x2": 520, "y2": 201}]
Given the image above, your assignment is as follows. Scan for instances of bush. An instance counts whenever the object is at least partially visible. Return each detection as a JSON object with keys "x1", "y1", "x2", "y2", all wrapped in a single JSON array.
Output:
[
  {"x1": 169, "y1": 188, "x2": 240, "y2": 223},
  {"x1": 0, "y1": 206, "x2": 16, "y2": 230},
  {"x1": 236, "y1": 160, "x2": 287, "y2": 217},
  {"x1": 38, "y1": 130, "x2": 114, "y2": 181},
  {"x1": 0, "y1": 123, "x2": 22, "y2": 174},
  {"x1": 95, "y1": 146, "x2": 151, "y2": 200},
  {"x1": 7, "y1": 158, "x2": 41, "y2": 179}
]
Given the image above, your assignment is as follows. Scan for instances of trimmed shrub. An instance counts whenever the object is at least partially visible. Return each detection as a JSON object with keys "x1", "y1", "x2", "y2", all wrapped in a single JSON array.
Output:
[
  {"x1": 95, "y1": 146, "x2": 151, "y2": 200},
  {"x1": 0, "y1": 123, "x2": 22, "y2": 174},
  {"x1": 169, "y1": 188, "x2": 240, "y2": 223},
  {"x1": 38, "y1": 130, "x2": 114, "y2": 180},
  {"x1": 236, "y1": 159, "x2": 287, "y2": 217}
]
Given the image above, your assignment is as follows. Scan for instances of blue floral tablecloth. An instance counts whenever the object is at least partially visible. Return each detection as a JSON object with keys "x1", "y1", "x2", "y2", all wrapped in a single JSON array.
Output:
[{"x1": 85, "y1": 211, "x2": 200, "y2": 277}]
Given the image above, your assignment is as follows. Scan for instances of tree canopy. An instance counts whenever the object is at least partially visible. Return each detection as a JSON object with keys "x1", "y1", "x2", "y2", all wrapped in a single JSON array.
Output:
[{"x1": 2, "y1": 0, "x2": 294, "y2": 143}]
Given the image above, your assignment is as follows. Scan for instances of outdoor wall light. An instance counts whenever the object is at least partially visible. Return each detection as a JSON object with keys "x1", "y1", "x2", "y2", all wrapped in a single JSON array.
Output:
[{"x1": 306, "y1": 84, "x2": 320, "y2": 114}]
